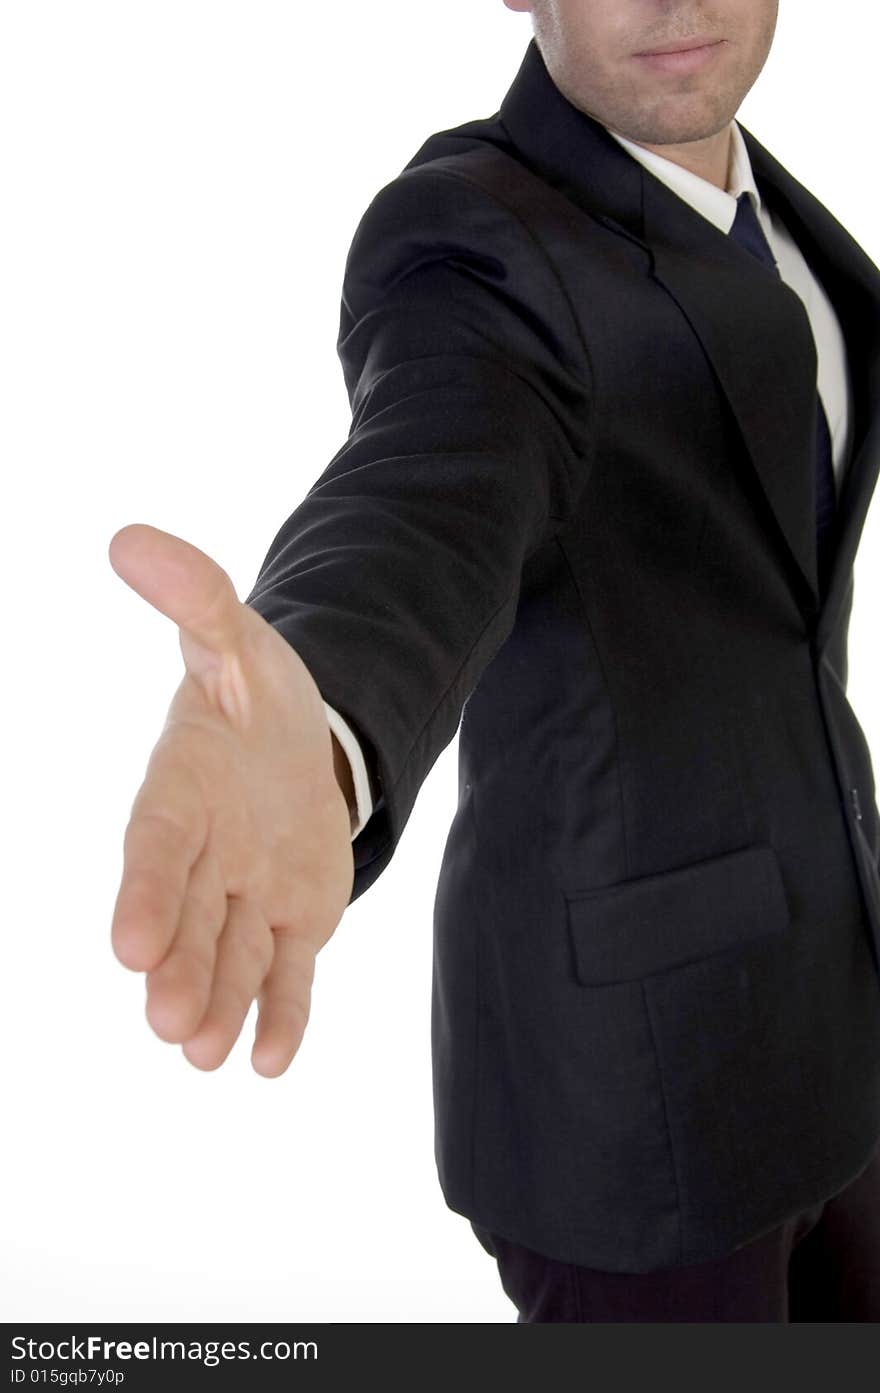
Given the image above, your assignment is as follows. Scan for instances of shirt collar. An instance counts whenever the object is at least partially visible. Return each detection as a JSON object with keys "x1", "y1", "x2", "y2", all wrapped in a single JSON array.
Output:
[{"x1": 605, "y1": 120, "x2": 761, "y2": 235}]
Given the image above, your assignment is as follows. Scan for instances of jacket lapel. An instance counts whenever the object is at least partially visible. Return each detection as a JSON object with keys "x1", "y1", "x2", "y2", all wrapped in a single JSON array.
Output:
[
  {"x1": 738, "y1": 125, "x2": 880, "y2": 644},
  {"x1": 638, "y1": 172, "x2": 821, "y2": 608},
  {"x1": 499, "y1": 40, "x2": 880, "y2": 630}
]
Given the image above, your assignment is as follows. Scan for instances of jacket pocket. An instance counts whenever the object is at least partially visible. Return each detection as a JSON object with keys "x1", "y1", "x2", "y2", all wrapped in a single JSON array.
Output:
[{"x1": 565, "y1": 843, "x2": 790, "y2": 986}]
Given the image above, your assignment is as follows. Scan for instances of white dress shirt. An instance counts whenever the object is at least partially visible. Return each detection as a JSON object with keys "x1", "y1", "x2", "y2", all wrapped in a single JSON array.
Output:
[
  {"x1": 326, "y1": 118, "x2": 854, "y2": 841},
  {"x1": 322, "y1": 699, "x2": 375, "y2": 839}
]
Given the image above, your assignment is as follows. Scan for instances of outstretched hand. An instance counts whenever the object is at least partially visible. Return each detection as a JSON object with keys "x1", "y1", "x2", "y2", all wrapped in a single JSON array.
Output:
[{"x1": 108, "y1": 523, "x2": 354, "y2": 1076}]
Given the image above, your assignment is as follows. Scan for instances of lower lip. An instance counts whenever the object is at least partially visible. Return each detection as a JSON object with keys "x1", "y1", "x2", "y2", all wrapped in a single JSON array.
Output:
[{"x1": 634, "y1": 41, "x2": 725, "y2": 75}]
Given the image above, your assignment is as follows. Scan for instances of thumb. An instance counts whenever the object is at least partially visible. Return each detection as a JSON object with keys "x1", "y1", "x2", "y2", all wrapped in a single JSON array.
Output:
[{"x1": 108, "y1": 522, "x2": 245, "y2": 665}]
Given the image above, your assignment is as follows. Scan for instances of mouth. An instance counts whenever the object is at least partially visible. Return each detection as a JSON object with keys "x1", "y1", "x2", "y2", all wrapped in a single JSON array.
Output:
[
  {"x1": 633, "y1": 37, "x2": 727, "y2": 75},
  {"x1": 636, "y1": 34, "x2": 723, "y2": 56}
]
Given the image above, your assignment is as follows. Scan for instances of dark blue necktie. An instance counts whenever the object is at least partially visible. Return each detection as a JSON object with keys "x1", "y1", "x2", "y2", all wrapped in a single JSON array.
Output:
[{"x1": 728, "y1": 192, "x2": 836, "y2": 592}]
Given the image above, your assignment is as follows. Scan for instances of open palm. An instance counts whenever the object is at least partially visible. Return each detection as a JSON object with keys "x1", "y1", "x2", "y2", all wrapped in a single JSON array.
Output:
[{"x1": 108, "y1": 523, "x2": 354, "y2": 1076}]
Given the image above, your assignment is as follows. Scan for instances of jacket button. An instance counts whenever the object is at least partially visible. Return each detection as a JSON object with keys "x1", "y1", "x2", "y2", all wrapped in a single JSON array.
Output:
[{"x1": 850, "y1": 787, "x2": 863, "y2": 823}]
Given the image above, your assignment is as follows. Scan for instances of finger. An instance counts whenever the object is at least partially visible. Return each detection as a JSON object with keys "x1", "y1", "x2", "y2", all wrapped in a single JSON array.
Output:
[
  {"x1": 111, "y1": 751, "x2": 207, "y2": 973},
  {"x1": 251, "y1": 930, "x2": 317, "y2": 1078},
  {"x1": 144, "y1": 845, "x2": 226, "y2": 1043},
  {"x1": 181, "y1": 895, "x2": 274, "y2": 1071},
  {"x1": 108, "y1": 523, "x2": 245, "y2": 653}
]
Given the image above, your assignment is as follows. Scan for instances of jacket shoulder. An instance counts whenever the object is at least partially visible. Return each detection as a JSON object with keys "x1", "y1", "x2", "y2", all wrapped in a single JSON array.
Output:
[
  {"x1": 342, "y1": 142, "x2": 540, "y2": 293},
  {"x1": 339, "y1": 135, "x2": 591, "y2": 376}
]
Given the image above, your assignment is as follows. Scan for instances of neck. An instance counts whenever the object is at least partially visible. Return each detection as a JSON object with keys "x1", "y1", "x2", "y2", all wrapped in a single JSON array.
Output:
[{"x1": 624, "y1": 125, "x2": 733, "y2": 191}]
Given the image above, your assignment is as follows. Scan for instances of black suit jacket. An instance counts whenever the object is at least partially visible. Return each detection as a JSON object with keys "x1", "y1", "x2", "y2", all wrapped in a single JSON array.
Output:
[{"x1": 244, "y1": 40, "x2": 880, "y2": 1271}]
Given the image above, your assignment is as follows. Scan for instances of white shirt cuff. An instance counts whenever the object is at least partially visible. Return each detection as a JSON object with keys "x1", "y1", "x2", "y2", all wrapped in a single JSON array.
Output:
[{"x1": 323, "y1": 702, "x2": 374, "y2": 841}]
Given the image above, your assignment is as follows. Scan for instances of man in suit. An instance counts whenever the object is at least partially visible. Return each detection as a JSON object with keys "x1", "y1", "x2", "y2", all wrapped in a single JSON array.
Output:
[{"x1": 109, "y1": 0, "x2": 880, "y2": 1320}]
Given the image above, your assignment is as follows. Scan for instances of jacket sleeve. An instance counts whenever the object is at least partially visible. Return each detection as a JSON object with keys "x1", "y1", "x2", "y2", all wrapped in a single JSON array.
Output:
[{"x1": 242, "y1": 160, "x2": 593, "y2": 902}]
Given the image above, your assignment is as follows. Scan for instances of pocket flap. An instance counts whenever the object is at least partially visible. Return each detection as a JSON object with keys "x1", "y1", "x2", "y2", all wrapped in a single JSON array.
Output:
[{"x1": 565, "y1": 844, "x2": 790, "y2": 986}]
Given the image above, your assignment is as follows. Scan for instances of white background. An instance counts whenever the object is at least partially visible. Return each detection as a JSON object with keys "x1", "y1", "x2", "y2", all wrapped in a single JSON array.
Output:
[{"x1": 2, "y1": 1, "x2": 878, "y2": 1323}]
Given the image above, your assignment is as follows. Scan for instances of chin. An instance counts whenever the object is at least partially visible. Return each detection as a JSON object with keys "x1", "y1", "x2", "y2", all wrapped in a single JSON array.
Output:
[
  {"x1": 634, "y1": 121, "x2": 733, "y2": 145},
  {"x1": 612, "y1": 100, "x2": 738, "y2": 147}
]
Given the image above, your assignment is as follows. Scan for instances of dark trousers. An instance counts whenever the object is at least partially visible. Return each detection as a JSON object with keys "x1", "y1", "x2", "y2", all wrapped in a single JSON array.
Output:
[{"x1": 470, "y1": 1136, "x2": 880, "y2": 1321}]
